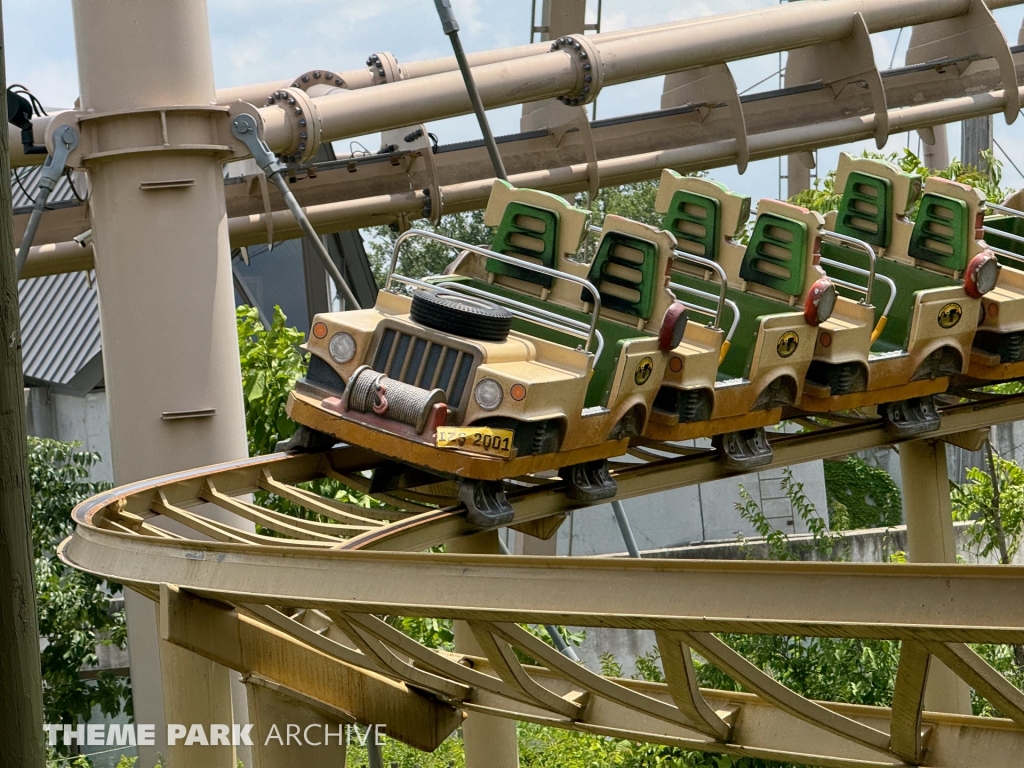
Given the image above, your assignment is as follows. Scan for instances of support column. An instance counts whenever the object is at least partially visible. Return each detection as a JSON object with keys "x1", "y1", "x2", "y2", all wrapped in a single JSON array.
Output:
[
  {"x1": 521, "y1": 0, "x2": 587, "y2": 132},
  {"x1": 71, "y1": 1, "x2": 251, "y2": 764},
  {"x1": 899, "y1": 440, "x2": 973, "y2": 714},
  {"x1": 962, "y1": 115, "x2": 993, "y2": 171},
  {"x1": 449, "y1": 531, "x2": 519, "y2": 768}
]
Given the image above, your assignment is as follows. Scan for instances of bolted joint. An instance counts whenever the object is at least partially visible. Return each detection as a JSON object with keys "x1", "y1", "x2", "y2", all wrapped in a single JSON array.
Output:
[
  {"x1": 366, "y1": 51, "x2": 403, "y2": 85},
  {"x1": 260, "y1": 86, "x2": 321, "y2": 165},
  {"x1": 550, "y1": 35, "x2": 603, "y2": 107},
  {"x1": 291, "y1": 69, "x2": 346, "y2": 91}
]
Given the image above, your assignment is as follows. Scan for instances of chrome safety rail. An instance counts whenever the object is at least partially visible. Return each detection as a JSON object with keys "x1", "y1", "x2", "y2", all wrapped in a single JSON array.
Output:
[
  {"x1": 818, "y1": 230, "x2": 879, "y2": 304},
  {"x1": 670, "y1": 249, "x2": 728, "y2": 331},
  {"x1": 983, "y1": 203, "x2": 1024, "y2": 266},
  {"x1": 819, "y1": 258, "x2": 897, "y2": 321},
  {"x1": 386, "y1": 229, "x2": 604, "y2": 364}
]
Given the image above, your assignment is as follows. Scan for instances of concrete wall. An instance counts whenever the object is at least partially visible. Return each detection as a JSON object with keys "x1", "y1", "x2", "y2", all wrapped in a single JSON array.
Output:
[
  {"x1": 25, "y1": 386, "x2": 114, "y2": 483},
  {"x1": 505, "y1": 460, "x2": 829, "y2": 557}
]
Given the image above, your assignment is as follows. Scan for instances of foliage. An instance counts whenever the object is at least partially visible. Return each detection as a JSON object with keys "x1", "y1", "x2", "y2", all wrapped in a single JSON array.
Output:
[
  {"x1": 363, "y1": 180, "x2": 667, "y2": 283},
  {"x1": 823, "y1": 456, "x2": 902, "y2": 531},
  {"x1": 583, "y1": 180, "x2": 663, "y2": 229},
  {"x1": 735, "y1": 467, "x2": 843, "y2": 561},
  {"x1": 365, "y1": 208, "x2": 491, "y2": 285},
  {"x1": 30, "y1": 437, "x2": 128, "y2": 740},
  {"x1": 237, "y1": 304, "x2": 308, "y2": 457},
  {"x1": 952, "y1": 451, "x2": 1024, "y2": 563},
  {"x1": 790, "y1": 147, "x2": 1010, "y2": 215}
]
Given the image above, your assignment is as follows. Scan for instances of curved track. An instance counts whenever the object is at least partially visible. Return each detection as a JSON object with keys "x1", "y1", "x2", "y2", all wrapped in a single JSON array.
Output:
[{"x1": 61, "y1": 390, "x2": 1024, "y2": 766}]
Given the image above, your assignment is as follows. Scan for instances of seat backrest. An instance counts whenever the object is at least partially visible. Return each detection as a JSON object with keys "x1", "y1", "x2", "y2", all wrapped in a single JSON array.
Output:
[
  {"x1": 483, "y1": 180, "x2": 589, "y2": 290},
  {"x1": 584, "y1": 230, "x2": 660, "y2": 320},
  {"x1": 907, "y1": 177, "x2": 985, "y2": 272},
  {"x1": 740, "y1": 200, "x2": 825, "y2": 298},
  {"x1": 655, "y1": 170, "x2": 751, "y2": 261},
  {"x1": 834, "y1": 170, "x2": 892, "y2": 248},
  {"x1": 834, "y1": 153, "x2": 922, "y2": 221}
]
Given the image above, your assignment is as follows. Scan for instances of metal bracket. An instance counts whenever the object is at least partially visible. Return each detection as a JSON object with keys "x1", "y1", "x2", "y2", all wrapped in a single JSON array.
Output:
[
  {"x1": 15, "y1": 124, "x2": 79, "y2": 277},
  {"x1": 786, "y1": 12, "x2": 889, "y2": 149},
  {"x1": 907, "y1": 0, "x2": 1020, "y2": 124},
  {"x1": 232, "y1": 113, "x2": 360, "y2": 309},
  {"x1": 550, "y1": 108, "x2": 600, "y2": 203},
  {"x1": 661, "y1": 64, "x2": 750, "y2": 174}
]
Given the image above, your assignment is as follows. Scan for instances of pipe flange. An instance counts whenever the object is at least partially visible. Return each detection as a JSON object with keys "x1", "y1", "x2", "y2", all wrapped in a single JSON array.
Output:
[
  {"x1": 290, "y1": 69, "x2": 345, "y2": 91},
  {"x1": 550, "y1": 35, "x2": 603, "y2": 107},
  {"x1": 365, "y1": 51, "x2": 403, "y2": 85},
  {"x1": 263, "y1": 86, "x2": 321, "y2": 165}
]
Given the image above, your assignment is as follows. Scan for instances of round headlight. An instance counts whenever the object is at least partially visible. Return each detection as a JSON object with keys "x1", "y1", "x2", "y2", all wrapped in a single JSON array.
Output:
[
  {"x1": 329, "y1": 332, "x2": 356, "y2": 364},
  {"x1": 804, "y1": 278, "x2": 837, "y2": 327},
  {"x1": 965, "y1": 252, "x2": 1000, "y2": 298},
  {"x1": 474, "y1": 378, "x2": 503, "y2": 411}
]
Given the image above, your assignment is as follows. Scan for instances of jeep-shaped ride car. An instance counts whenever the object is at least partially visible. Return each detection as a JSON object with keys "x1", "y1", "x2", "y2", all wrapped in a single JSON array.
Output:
[
  {"x1": 653, "y1": 171, "x2": 838, "y2": 467},
  {"x1": 817, "y1": 154, "x2": 998, "y2": 430},
  {"x1": 287, "y1": 181, "x2": 696, "y2": 528}
]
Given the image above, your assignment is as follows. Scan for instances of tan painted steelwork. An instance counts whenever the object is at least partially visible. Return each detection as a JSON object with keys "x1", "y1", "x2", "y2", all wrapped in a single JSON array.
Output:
[{"x1": 61, "y1": 389, "x2": 1024, "y2": 767}]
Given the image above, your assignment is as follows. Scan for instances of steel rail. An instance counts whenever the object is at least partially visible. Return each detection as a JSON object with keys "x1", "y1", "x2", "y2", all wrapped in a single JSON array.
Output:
[{"x1": 59, "y1": 388, "x2": 1024, "y2": 767}]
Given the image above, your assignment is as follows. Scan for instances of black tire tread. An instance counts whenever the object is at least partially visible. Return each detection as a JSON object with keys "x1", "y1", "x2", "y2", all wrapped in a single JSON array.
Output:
[{"x1": 411, "y1": 289, "x2": 513, "y2": 342}]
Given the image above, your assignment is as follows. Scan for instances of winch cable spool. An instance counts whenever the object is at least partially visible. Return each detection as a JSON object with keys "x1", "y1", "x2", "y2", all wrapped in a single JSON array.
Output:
[{"x1": 346, "y1": 365, "x2": 446, "y2": 433}]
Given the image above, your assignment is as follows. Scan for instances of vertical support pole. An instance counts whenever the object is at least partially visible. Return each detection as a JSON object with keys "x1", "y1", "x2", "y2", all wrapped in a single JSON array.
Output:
[
  {"x1": 899, "y1": 440, "x2": 973, "y2": 715},
  {"x1": 70, "y1": 1, "x2": 251, "y2": 763},
  {"x1": 449, "y1": 531, "x2": 519, "y2": 768},
  {"x1": 611, "y1": 500, "x2": 641, "y2": 559},
  {"x1": 521, "y1": 0, "x2": 587, "y2": 131},
  {"x1": 962, "y1": 115, "x2": 993, "y2": 171},
  {"x1": 922, "y1": 125, "x2": 950, "y2": 171},
  {"x1": 0, "y1": 0, "x2": 46, "y2": 760}
]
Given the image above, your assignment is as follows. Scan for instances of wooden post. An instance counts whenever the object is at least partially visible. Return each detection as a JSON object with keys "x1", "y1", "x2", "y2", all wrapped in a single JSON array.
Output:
[{"x1": 0, "y1": 1, "x2": 46, "y2": 762}]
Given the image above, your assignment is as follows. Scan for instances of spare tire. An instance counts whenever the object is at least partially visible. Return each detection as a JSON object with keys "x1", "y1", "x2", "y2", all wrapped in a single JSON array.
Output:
[{"x1": 410, "y1": 289, "x2": 513, "y2": 342}]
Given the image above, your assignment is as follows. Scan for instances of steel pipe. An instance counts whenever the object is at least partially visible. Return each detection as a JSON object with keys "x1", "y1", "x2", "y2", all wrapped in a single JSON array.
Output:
[{"x1": 256, "y1": 0, "x2": 1020, "y2": 151}]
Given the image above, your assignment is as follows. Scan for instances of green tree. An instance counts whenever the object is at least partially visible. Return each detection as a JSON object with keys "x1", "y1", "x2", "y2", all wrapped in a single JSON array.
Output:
[
  {"x1": 791, "y1": 147, "x2": 1010, "y2": 214},
  {"x1": 29, "y1": 437, "x2": 128, "y2": 739},
  {"x1": 237, "y1": 304, "x2": 309, "y2": 457},
  {"x1": 823, "y1": 456, "x2": 902, "y2": 530}
]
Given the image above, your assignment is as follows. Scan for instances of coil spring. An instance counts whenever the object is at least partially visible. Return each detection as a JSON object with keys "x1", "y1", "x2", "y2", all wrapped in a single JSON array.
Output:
[{"x1": 347, "y1": 367, "x2": 446, "y2": 433}]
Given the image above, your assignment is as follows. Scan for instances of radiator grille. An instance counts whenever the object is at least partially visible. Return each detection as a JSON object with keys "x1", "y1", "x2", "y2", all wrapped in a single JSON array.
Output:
[{"x1": 372, "y1": 327, "x2": 477, "y2": 410}]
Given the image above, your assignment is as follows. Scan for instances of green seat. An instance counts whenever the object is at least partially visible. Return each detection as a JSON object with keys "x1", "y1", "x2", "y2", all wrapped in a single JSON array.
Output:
[
  {"x1": 485, "y1": 203, "x2": 560, "y2": 289},
  {"x1": 670, "y1": 272, "x2": 794, "y2": 380},
  {"x1": 909, "y1": 193, "x2": 971, "y2": 271},
  {"x1": 834, "y1": 171, "x2": 892, "y2": 248},
  {"x1": 821, "y1": 242, "x2": 957, "y2": 352},
  {"x1": 660, "y1": 190, "x2": 721, "y2": 260},
  {"x1": 583, "y1": 232, "x2": 660, "y2": 320},
  {"x1": 739, "y1": 214, "x2": 809, "y2": 297}
]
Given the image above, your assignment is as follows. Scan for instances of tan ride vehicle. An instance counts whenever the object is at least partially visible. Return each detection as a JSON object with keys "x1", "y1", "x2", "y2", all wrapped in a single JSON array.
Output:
[
  {"x1": 286, "y1": 181, "x2": 696, "y2": 527},
  {"x1": 815, "y1": 154, "x2": 999, "y2": 433},
  {"x1": 653, "y1": 172, "x2": 838, "y2": 467}
]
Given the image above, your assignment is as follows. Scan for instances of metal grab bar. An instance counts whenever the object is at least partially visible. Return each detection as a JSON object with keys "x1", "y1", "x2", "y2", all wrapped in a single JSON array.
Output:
[
  {"x1": 819, "y1": 230, "x2": 877, "y2": 304},
  {"x1": 819, "y1": 258, "x2": 897, "y2": 320},
  {"x1": 982, "y1": 242, "x2": 1024, "y2": 267},
  {"x1": 983, "y1": 225, "x2": 1024, "y2": 248},
  {"x1": 986, "y1": 202, "x2": 1024, "y2": 218},
  {"x1": 671, "y1": 249, "x2": 728, "y2": 331},
  {"x1": 668, "y1": 282, "x2": 741, "y2": 344},
  {"x1": 387, "y1": 229, "x2": 603, "y2": 360}
]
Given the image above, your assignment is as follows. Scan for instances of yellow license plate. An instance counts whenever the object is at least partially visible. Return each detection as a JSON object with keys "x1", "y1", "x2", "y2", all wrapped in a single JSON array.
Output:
[{"x1": 435, "y1": 427, "x2": 515, "y2": 458}]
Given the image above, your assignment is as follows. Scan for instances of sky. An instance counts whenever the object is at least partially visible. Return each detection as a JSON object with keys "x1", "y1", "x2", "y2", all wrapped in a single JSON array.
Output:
[{"x1": 5, "y1": 0, "x2": 1024, "y2": 205}]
